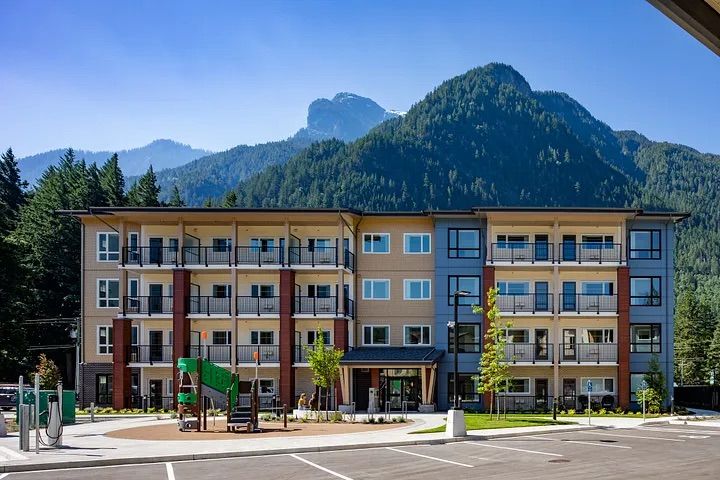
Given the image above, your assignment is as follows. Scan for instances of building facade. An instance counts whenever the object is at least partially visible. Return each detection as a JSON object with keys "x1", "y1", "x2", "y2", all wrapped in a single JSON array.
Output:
[{"x1": 69, "y1": 207, "x2": 684, "y2": 413}]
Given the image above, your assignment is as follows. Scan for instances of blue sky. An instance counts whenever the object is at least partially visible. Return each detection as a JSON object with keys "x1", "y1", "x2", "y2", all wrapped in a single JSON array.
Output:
[{"x1": 1, "y1": 0, "x2": 718, "y2": 157}]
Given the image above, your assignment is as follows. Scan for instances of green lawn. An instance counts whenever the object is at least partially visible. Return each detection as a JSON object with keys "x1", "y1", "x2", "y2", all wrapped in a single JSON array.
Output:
[{"x1": 410, "y1": 413, "x2": 570, "y2": 434}]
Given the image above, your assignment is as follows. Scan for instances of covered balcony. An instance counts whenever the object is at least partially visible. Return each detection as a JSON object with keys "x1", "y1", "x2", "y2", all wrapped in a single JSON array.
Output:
[
  {"x1": 559, "y1": 343, "x2": 618, "y2": 364},
  {"x1": 559, "y1": 294, "x2": 618, "y2": 314},
  {"x1": 496, "y1": 293, "x2": 553, "y2": 314}
]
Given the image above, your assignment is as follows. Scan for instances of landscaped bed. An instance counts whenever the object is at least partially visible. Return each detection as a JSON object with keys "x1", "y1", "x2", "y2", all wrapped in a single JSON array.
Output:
[{"x1": 410, "y1": 413, "x2": 570, "y2": 434}]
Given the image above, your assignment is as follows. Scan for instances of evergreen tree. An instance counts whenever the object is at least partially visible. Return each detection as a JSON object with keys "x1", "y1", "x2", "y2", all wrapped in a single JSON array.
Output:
[
  {"x1": 674, "y1": 290, "x2": 715, "y2": 385},
  {"x1": 203, "y1": 197, "x2": 215, "y2": 207},
  {"x1": 127, "y1": 165, "x2": 161, "y2": 207},
  {"x1": 222, "y1": 190, "x2": 237, "y2": 208},
  {"x1": 0, "y1": 147, "x2": 27, "y2": 232},
  {"x1": 85, "y1": 163, "x2": 105, "y2": 207},
  {"x1": 168, "y1": 184, "x2": 185, "y2": 207},
  {"x1": 99, "y1": 153, "x2": 126, "y2": 206},
  {"x1": 644, "y1": 353, "x2": 668, "y2": 405},
  {"x1": 708, "y1": 323, "x2": 720, "y2": 384}
]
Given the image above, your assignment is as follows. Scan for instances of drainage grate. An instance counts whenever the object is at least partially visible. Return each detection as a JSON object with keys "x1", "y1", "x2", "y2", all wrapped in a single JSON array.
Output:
[{"x1": 548, "y1": 459, "x2": 571, "y2": 463}]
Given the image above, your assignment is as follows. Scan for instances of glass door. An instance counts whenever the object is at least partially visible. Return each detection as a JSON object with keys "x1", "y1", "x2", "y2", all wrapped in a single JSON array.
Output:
[
  {"x1": 563, "y1": 329, "x2": 577, "y2": 361},
  {"x1": 148, "y1": 284, "x2": 163, "y2": 313},
  {"x1": 562, "y1": 234, "x2": 576, "y2": 261},
  {"x1": 149, "y1": 330, "x2": 163, "y2": 362},
  {"x1": 535, "y1": 328, "x2": 549, "y2": 361},
  {"x1": 149, "y1": 237, "x2": 163, "y2": 264}
]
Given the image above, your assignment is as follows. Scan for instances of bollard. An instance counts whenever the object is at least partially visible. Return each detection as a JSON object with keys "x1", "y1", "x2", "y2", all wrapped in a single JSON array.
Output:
[
  {"x1": 143, "y1": 395, "x2": 148, "y2": 413},
  {"x1": 90, "y1": 402, "x2": 95, "y2": 422},
  {"x1": 283, "y1": 404, "x2": 287, "y2": 429},
  {"x1": 553, "y1": 397, "x2": 557, "y2": 421},
  {"x1": 19, "y1": 404, "x2": 30, "y2": 451}
]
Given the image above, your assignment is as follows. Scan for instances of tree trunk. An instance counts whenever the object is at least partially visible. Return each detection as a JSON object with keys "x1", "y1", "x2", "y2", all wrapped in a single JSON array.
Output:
[
  {"x1": 488, "y1": 391, "x2": 494, "y2": 419},
  {"x1": 325, "y1": 388, "x2": 330, "y2": 421}
]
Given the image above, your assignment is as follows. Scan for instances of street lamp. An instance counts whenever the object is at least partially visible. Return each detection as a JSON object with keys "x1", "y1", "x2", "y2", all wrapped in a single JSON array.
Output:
[{"x1": 452, "y1": 290, "x2": 471, "y2": 409}]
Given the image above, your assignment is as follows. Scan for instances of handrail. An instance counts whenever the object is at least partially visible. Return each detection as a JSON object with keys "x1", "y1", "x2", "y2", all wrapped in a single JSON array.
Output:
[
  {"x1": 127, "y1": 345, "x2": 173, "y2": 364},
  {"x1": 236, "y1": 296, "x2": 280, "y2": 315},
  {"x1": 187, "y1": 296, "x2": 232, "y2": 316},
  {"x1": 123, "y1": 296, "x2": 173, "y2": 315},
  {"x1": 288, "y1": 246, "x2": 338, "y2": 267},
  {"x1": 182, "y1": 245, "x2": 232, "y2": 267},
  {"x1": 294, "y1": 296, "x2": 338, "y2": 315},
  {"x1": 490, "y1": 242, "x2": 553, "y2": 263},
  {"x1": 122, "y1": 246, "x2": 179, "y2": 267},
  {"x1": 559, "y1": 343, "x2": 618, "y2": 364},
  {"x1": 235, "y1": 246, "x2": 284, "y2": 266},
  {"x1": 559, "y1": 242, "x2": 623, "y2": 264},
  {"x1": 496, "y1": 293, "x2": 553, "y2": 313},
  {"x1": 559, "y1": 294, "x2": 618, "y2": 313},
  {"x1": 503, "y1": 343, "x2": 553, "y2": 364}
]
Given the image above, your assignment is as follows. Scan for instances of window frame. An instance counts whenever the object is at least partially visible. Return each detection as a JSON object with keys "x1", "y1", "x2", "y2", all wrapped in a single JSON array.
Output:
[
  {"x1": 250, "y1": 330, "x2": 275, "y2": 345},
  {"x1": 362, "y1": 279, "x2": 391, "y2": 300},
  {"x1": 447, "y1": 275, "x2": 481, "y2": 306},
  {"x1": 97, "y1": 278, "x2": 120, "y2": 308},
  {"x1": 97, "y1": 232, "x2": 120, "y2": 262},
  {"x1": 507, "y1": 377, "x2": 531, "y2": 395},
  {"x1": 96, "y1": 374, "x2": 113, "y2": 405},
  {"x1": 362, "y1": 325, "x2": 390, "y2": 346},
  {"x1": 630, "y1": 323, "x2": 662, "y2": 353},
  {"x1": 448, "y1": 323, "x2": 482, "y2": 353},
  {"x1": 448, "y1": 228, "x2": 481, "y2": 258},
  {"x1": 307, "y1": 329, "x2": 332, "y2": 345},
  {"x1": 447, "y1": 373, "x2": 480, "y2": 402},
  {"x1": 403, "y1": 279, "x2": 432, "y2": 300},
  {"x1": 211, "y1": 330, "x2": 232, "y2": 345},
  {"x1": 630, "y1": 276, "x2": 662, "y2": 306},
  {"x1": 362, "y1": 233, "x2": 391, "y2": 254},
  {"x1": 403, "y1": 233, "x2": 431, "y2": 254},
  {"x1": 580, "y1": 377, "x2": 615, "y2": 394},
  {"x1": 97, "y1": 325, "x2": 113, "y2": 355},
  {"x1": 403, "y1": 325, "x2": 431, "y2": 346},
  {"x1": 629, "y1": 229, "x2": 662, "y2": 260}
]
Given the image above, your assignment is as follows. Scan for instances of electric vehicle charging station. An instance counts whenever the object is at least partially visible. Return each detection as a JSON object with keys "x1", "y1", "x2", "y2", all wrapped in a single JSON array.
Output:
[{"x1": 16, "y1": 374, "x2": 76, "y2": 452}]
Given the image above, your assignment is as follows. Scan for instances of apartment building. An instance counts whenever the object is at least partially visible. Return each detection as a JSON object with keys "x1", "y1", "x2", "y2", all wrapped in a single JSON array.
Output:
[{"x1": 68, "y1": 206, "x2": 685, "y2": 413}]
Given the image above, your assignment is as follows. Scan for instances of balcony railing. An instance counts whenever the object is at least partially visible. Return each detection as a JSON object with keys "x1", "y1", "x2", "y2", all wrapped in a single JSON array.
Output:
[
  {"x1": 182, "y1": 245, "x2": 232, "y2": 266},
  {"x1": 188, "y1": 296, "x2": 232, "y2": 315},
  {"x1": 235, "y1": 246, "x2": 284, "y2": 266},
  {"x1": 236, "y1": 296, "x2": 280, "y2": 315},
  {"x1": 344, "y1": 249, "x2": 355, "y2": 272},
  {"x1": 490, "y1": 243, "x2": 553, "y2": 263},
  {"x1": 504, "y1": 343, "x2": 553, "y2": 364},
  {"x1": 558, "y1": 395, "x2": 618, "y2": 411},
  {"x1": 344, "y1": 298, "x2": 355, "y2": 319},
  {"x1": 127, "y1": 345, "x2": 173, "y2": 364},
  {"x1": 128, "y1": 395, "x2": 174, "y2": 411},
  {"x1": 122, "y1": 246, "x2": 179, "y2": 266},
  {"x1": 237, "y1": 344, "x2": 280, "y2": 363},
  {"x1": 123, "y1": 296, "x2": 173, "y2": 315},
  {"x1": 295, "y1": 344, "x2": 335, "y2": 363},
  {"x1": 559, "y1": 242, "x2": 622, "y2": 264},
  {"x1": 496, "y1": 294, "x2": 553, "y2": 313},
  {"x1": 559, "y1": 343, "x2": 618, "y2": 364},
  {"x1": 559, "y1": 294, "x2": 618, "y2": 313},
  {"x1": 289, "y1": 246, "x2": 338, "y2": 267},
  {"x1": 294, "y1": 296, "x2": 338, "y2": 315}
]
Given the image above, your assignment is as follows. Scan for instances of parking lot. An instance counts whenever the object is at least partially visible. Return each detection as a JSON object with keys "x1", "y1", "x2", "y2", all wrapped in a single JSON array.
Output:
[{"x1": 3, "y1": 423, "x2": 720, "y2": 479}]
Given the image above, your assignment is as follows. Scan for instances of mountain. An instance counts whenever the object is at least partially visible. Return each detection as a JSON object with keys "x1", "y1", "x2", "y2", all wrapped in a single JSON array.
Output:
[
  {"x1": 19, "y1": 139, "x2": 211, "y2": 185},
  {"x1": 152, "y1": 93, "x2": 398, "y2": 204}
]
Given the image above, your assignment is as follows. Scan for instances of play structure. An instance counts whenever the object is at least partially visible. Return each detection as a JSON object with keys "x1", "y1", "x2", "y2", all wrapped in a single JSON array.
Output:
[{"x1": 176, "y1": 357, "x2": 261, "y2": 432}]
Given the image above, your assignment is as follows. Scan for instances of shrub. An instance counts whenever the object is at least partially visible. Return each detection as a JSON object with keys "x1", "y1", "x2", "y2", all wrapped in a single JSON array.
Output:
[
  {"x1": 391, "y1": 416, "x2": 406, "y2": 423},
  {"x1": 329, "y1": 411, "x2": 343, "y2": 422},
  {"x1": 598, "y1": 408, "x2": 607, "y2": 415},
  {"x1": 377, "y1": 417, "x2": 385, "y2": 423},
  {"x1": 614, "y1": 407, "x2": 625, "y2": 415},
  {"x1": 566, "y1": 409, "x2": 576, "y2": 415}
]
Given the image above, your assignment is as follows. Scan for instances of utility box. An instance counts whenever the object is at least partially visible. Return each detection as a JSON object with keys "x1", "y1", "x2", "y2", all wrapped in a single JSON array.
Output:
[
  {"x1": 368, "y1": 387, "x2": 379, "y2": 413},
  {"x1": 17, "y1": 390, "x2": 76, "y2": 426}
]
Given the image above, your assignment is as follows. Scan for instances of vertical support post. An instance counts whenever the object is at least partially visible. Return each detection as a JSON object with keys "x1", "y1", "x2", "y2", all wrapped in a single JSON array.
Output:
[
  {"x1": 617, "y1": 266, "x2": 631, "y2": 409},
  {"x1": 279, "y1": 269, "x2": 296, "y2": 408},
  {"x1": 283, "y1": 404, "x2": 287, "y2": 428},
  {"x1": 34, "y1": 373, "x2": 39, "y2": 455}
]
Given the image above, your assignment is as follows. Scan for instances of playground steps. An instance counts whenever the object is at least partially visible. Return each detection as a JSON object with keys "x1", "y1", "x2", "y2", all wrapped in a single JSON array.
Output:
[{"x1": 228, "y1": 405, "x2": 252, "y2": 426}]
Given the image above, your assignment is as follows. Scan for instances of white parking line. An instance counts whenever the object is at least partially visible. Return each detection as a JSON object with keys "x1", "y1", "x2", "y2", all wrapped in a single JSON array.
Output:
[
  {"x1": 520, "y1": 435, "x2": 632, "y2": 449},
  {"x1": 386, "y1": 447, "x2": 474, "y2": 468},
  {"x1": 678, "y1": 435, "x2": 710, "y2": 439},
  {"x1": 0, "y1": 473, "x2": 9, "y2": 479},
  {"x1": 637, "y1": 427, "x2": 720, "y2": 435},
  {"x1": 290, "y1": 453, "x2": 354, "y2": 480},
  {"x1": 165, "y1": 462, "x2": 176, "y2": 480},
  {"x1": 465, "y1": 441, "x2": 564, "y2": 457},
  {"x1": 579, "y1": 431, "x2": 685, "y2": 442},
  {"x1": 0, "y1": 446, "x2": 27, "y2": 461}
]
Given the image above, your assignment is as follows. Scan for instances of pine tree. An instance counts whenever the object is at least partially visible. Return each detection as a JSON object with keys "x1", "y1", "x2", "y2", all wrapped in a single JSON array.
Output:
[
  {"x1": 644, "y1": 353, "x2": 668, "y2": 405},
  {"x1": 85, "y1": 163, "x2": 105, "y2": 207},
  {"x1": 127, "y1": 165, "x2": 161, "y2": 207},
  {"x1": 168, "y1": 184, "x2": 185, "y2": 207},
  {"x1": 99, "y1": 153, "x2": 126, "y2": 206},
  {"x1": 0, "y1": 147, "x2": 27, "y2": 233},
  {"x1": 674, "y1": 290, "x2": 715, "y2": 385},
  {"x1": 222, "y1": 190, "x2": 237, "y2": 208},
  {"x1": 708, "y1": 323, "x2": 720, "y2": 384},
  {"x1": 203, "y1": 197, "x2": 215, "y2": 207}
]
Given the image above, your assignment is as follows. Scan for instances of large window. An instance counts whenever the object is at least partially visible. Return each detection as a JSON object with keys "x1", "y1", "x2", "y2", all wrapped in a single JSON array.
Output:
[
  {"x1": 97, "y1": 326, "x2": 113, "y2": 354},
  {"x1": 363, "y1": 233, "x2": 390, "y2": 254},
  {"x1": 212, "y1": 238, "x2": 231, "y2": 252},
  {"x1": 630, "y1": 230, "x2": 661, "y2": 260},
  {"x1": 448, "y1": 324, "x2": 481, "y2": 353},
  {"x1": 404, "y1": 233, "x2": 431, "y2": 254},
  {"x1": 584, "y1": 328, "x2": 614, "y2": 343},
  {"x1": 250, "y1": 331, "x2": 275, "y2": 345},
  {"x1": 631, "y1": 324, "x2": 662, "y2": 353},
  {"x1": 496, "y1": 281, "x2": 530, "y2": 295},
  {"x1": 508, "y1": 378, "x2": 530, "y2": 394},
  {"x1": 448, "y1": 229, "x2": 480, "y2": 258},
  {"x1": 404, "y1": 325, "x2": 431, "y2": 345},
  {"x1": 404, "y1": 279, "x2": 431, "y2": 300},
  {"x1": 630, "y1": 373, "x2": 647, "y2": 402},
  {"x1": 307, "y1": 330, "x2": 331, "y2": 345},
  {"x1": 97, "y1": 279, "x2": 120, "y2": 308},
  {"x1": 363, "y1": 325, "x2": 390, "y2": 345},
  {"x1": 448, "y1": 374, "x2": 479, "y2": 402},
  {"x1": 580, "y1": 377, "x2": 615, "y2": 394},
  {"x1": 96, "y1": 374, "x2": 113, "y2": 405},
  {"x1": 448, "y1": 276, "x2": 480, "y2": 305},
  {"x1": 97, "y1": 232, "x2": 119, "y2": 262},
  {"x1": 363, "y1": 279, "x2": 390, "y2": 300},
  {"x1": 630, "y1": 277, "x2": 662, "y2": 306},
  {"x1": 212, "y1": 331, "x2": 231, "y2": 345},
  {"x1": 251, "y1": 284, "x2": 275, "y2": 297}
]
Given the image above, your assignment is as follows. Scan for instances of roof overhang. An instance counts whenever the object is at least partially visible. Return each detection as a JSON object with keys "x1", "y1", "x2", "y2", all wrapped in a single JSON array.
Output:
[
  {"x1": 340, "y1": 347, "x2": 445, "y2": 366},
  {"x1": 647, "y1": 0, "x2": 720, "y2": 56}
]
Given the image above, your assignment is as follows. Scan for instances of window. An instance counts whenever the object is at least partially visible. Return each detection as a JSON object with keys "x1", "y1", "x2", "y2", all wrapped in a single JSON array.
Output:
[
  {"x1": 630, "y1": 373, "x2": 647, "y2": 402},
  {"x1": 97, "y1": 232, "x2": 119, "y2": 261},
  {"x1": 307, "y1": 330, "x2": 331, "y2": 345},
  {"x1": 212, "y1": 284, "x2": 231, "y2": 298},
  {"x1": 251, "y1": 238, "x2": 275, "y2": 251},
  {"x1": 584, "y1": 328, "x2": 614, "y2": 343},
  {"x1": 363, "y1": 325, "x2": 390, "y2": 345},
  {"x1": 448, "y1": 229, "x2": 480, "y2": 258},
  {"x1": 308, "y1": 238, "x2": 331, "y2": 252},
  {"x1": 631, "y1": 324, "x2": 662, "y2": 353},
  {"x1": 131, "y1": 326, "x2": 139, "y2": 346},
  {"x1": 581, "y1": 282, "x2": 614, "y2": 295},
  {"x1": 404, "y1": 279, "x2": 431, "y2": 300},
  {"x1": 96, "y1": 374, "x2": 113, "y2": 405},
  {"x1": 496, "y1": 281, "x2": 530, "y2": 295},
  {"x1": 404, "y1": 233, "x2": 431, "y2": 254},
  {"x1": 363, "y1": 233, "x2": 390, "y2": 253},
  {"x1": 97, "y1": 279, "x2": 120, "y2": 308},
  {"x1": 630, "y1": 230, "x2": 661, "y2": 260},
  {"x1": 212, "y1": 238, "x2": 231, "y2": 252},
  {"x1": 256, "y1": 378, "x2": 275, "y2": 394},
  {"x1": 404, "y1": 326, "x2": 431, "y2": 345},
  {"x1": 506, "y1": 329, "x2": 529, "y2": 343},
  {"x1": 251, "y1": 284, "x2": 275, "y2": 297},
  {"x1": 448, "y1": 276, "x2": 480, "y2": 305},
  {"x1": 212, "y1": 331, "x2": 231, "y2": 345},
  {"x1": 581, "y1": 377, "x2": 615, "y2": 393},
  {"x1": 631, "y1": 277, "x2": 661, "y2": 306},
  {"x1": 250, "y1": 331, "x2": 274, "y2": 345},
  {"x1": 448, "y1": 374, "x2": 479, "y2": 402},
  {"x1": 363, "y1": 279, "x2": 390, "y2": 300},
  {"x1": 98, "y1": 326, "x2": 113, "y2": 354},
  {"x1": 448, "y1": 324, "x2": 481, "y2": 353},
  {"x1": 508, "y1": 378, "x2": 530, "y2": 394},
  {"x1": 307, "y1": 284, "x2": 332, "y2": 298},
  {"x1": 496, "y1": 234, "x2": 529, "y2": 248}
]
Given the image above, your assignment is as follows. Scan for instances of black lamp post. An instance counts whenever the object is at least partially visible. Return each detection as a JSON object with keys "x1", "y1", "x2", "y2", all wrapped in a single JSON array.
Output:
[{"x1": 452, "y1": 290, "x2": 471, "y2": 409}]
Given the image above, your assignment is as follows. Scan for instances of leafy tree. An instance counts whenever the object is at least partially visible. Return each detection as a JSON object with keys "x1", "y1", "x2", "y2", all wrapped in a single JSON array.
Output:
[
  {"x1": 99, "y1": 153, "x2": 126, "y2": 206},
  {"x1": 674, "y1": 290, "x2": 715, "y2": 385},
  {"x1": 474, "y1": 287, "x2": 513, "y2": 419},
  {"x1": 644, "y1": 353, "x2": 668, "y2": 406},
  {"x1": 34, "y1": 353, "x2": 61, "y2": 389},
  {"x1": 304, "y1": 326, "x2": 344, "y2": 420},
  {"x1": 168, "y1": 184, "x2": 185, "y2": 207},
  {"x1": 222, "y1": 190, "x2": 237, "y2": 208},
  {"x1": 635, "y1": 385, "x2": 662, "y2": 414},
  {"x1": 127, "y1": 165, "x2": 160, "y2": 207}
]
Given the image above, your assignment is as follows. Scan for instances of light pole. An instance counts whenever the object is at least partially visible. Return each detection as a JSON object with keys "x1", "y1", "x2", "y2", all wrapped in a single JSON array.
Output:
[{"x1": 446, "y1": 290, "x2": 470, "y2": 438}]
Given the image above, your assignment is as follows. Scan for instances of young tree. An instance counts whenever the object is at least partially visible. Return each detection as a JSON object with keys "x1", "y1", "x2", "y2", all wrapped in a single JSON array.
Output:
[
  {"x1": 168, "y1": 184, "x2": 185, "y2": 207},
  {"x1": 222, "y1": 190, "x2": 238, "y2": 208},
  {"x1": 99, "y1": 153, "x2": 126, "y2": 206},
  {"x1": 675, "y1": 290, "x2": 715, "y2": 384},
  {"x1": 474, "y1": 287, "x2": 513, "y2": 419},
  {"x1": 644, "y1": 353, "x2": 668, "y2": 407},
  {"x1": 305, "y1": 326, "x2": 344, "y2": 420},
  {"x1": 35, "y1": 353, "x2": 61, "y2": 389},
  {"x1": 127, "y1": 165, "x2": 161, "y2": 207}
]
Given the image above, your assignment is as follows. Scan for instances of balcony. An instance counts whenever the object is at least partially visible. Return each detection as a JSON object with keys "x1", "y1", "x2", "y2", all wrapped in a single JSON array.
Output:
[
  {"x1": 295, "y1": 344, "x2": 335, "y2": 363},
  {"x1": 189, "y1": 344, "x2": 232, "y2": 363},
  {"x1": 289, "y1": 246, "x2": 339, "y2": 267},
  {"x1": 559, "y1": 294, "x2": 618, "y2": 314},
  {"x1": 237, "y1": 344, "x2": 280, "y2": 363},
  {"x1": 489, "y1": 243, "x2": 553, "y2": 264},
  {"x1": 496, "y1": 294, "x2": 553, "y2": 314},
  {"x1": 122, "y1": 246, "x2": 179, "y2": 267},
  {"x1": 504, "y1": 343, "x2": 553, "y2": 364},
  {"x1": 235, "y1": 246, "x2": 284, "y2": 267},
  {"x1": 558, "y1": 243, "x2": 623, "y2": 264},
  {"x1": 559, "y1": 343, "x2": 618, "y2": 364},
  {"x1": 127, "y1": 345, "x2": 173, "y2": 364},
  {"x1": 236, "y1": 296, "x2": 280, "y2": 315},
  {"x1": 188, "y1": 296, "x2": 232, "y2": 316},
  {"x1": 488, "y1": 242, "x2": 624, "y2": 265},
  {"x1": 294, "y1": 296, "x2": 338, "y2": 316},
  {"x1": 182, "y1": 246, "x2": 232, "y2": 267},
  {"x1": 123, "y1": 296, "x2": 173, "y2": 316}
]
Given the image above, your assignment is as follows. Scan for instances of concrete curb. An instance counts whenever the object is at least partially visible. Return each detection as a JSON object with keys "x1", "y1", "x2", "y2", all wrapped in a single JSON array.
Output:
[{"x1": 0, "y1": 424, "x2": 597, "y2": 473}]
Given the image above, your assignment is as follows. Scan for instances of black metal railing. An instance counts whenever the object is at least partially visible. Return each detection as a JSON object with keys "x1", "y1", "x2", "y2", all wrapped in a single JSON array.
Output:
[
  {"x1": 122, "y1": 246, "x2": 179, "y2": 266},
  {"x1": 496, "y1": 293, "x2": 553, "y2": 313},
  {"x1": 235, "y1": 246, "x2": 284, "y2": 266},
  {"x1": 559, "y1": 343, "x2": 618, "y2": 363},
  {"x1": 559, "y1": 395, "x2": 618, "y2": 411},
  {"x1": 504, "y1": 343, "x2": 553, "y2": 364},
  {"x1": 295, "y1": 344, "x2": 335, "y2": 363},
  {"x1": 289, "y1": 246, "x2": 338, "y2": 266},
  {"x1": 559, "y1": 242, "x2": 623, "y2": 263},
  {"x1": 188, "y1": 344, "x2": 232, "y2": 363},
  {"x1": 344, "y1": 249, "x2": 355, "y2": 272},
  {"x1": 344, "y1": 298, "x2": 355, "y2": 318},
  {"x1": 129, "y1": 395, "x2": 174, "y2": 411},
  {"x1": 237, "y1": 344, "x2": 280, "y2": 363},
  {"x1": 182, "y1": 245, "x2": 232, "y2": 266},
  {"x1": 236, "y1": 296, "x2": 280, "y2": 315},
  {"x1": 490, "y1": 242, "x2": 553, "y2": 263},
  {"x1": 495, "y1": 395, "x2": 554, "y2": 413},
  {"x1": 127, "y1": 345, "x2": 173, "y2": 364},
  {"x1": 559, "y1": 294, "x2": 618, "y2": 313},
  {"x1": 187, "y1": 296, "x2": 232, "y2": 315},
  {"x1": 123, "y1": 296, "x2": 173, "y2": 315},
  {"x1": 294, "y1": 296, "x2": 338, "y2": 315}
]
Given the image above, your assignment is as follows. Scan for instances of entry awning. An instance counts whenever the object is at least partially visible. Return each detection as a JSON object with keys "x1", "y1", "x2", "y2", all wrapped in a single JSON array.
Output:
[{"x1": 340, "y1": 347, "x2": 445, "y2": 366}]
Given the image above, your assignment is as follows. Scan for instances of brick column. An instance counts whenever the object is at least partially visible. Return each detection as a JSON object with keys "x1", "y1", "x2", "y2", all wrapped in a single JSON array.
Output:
[
  {"x1": 172, "y1": 269, "x2": 192, "y2": 405},
  {"x1": 280, "y1": 269, "x2": 296, "y2": 408},
  {"x1": 370, "y1": 368, "x2": 380, "y2": 389},
  {"x1": 617, "y1": 266, "x2": 630, "y2": 409},
  {"x1": 481, "y1": 266, "x2": 495, "y2": 411},
  {"x1": 112, "y1": 317, "x2": 132, "y2": 409},
  {"x1": 333, "y1": 317, "x2": 349, "y2": 404}
]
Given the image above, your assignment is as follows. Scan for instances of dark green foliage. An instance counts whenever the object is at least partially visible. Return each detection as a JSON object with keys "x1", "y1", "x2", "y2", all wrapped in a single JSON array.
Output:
[
  {"x1": 0, "y1": 148, "x2": 27, "y2": 233},
  {"x1": 674, "y1": 291, "x2": 715, "y2": 385},
  {"x1": 127, "y1": 165, "x2": 161, "y2": 207},
  {"x1": 222, "y1": 190, "x2": 237, "y2": 208},
  {"x1": 644, "y1": 354, "x2": 668, "y2": 404},
  {"x1": 99, "y1": 153, "x2": 126, "y2": 206},
  {"x1": 168, "y1": 184, "x2": 185, "y2": 207}
]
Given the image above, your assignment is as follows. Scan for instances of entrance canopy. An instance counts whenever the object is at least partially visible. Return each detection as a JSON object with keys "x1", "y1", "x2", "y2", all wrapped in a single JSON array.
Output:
[{"x1": 340, "y1": 347, "x2": 445, "y2": 366}]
